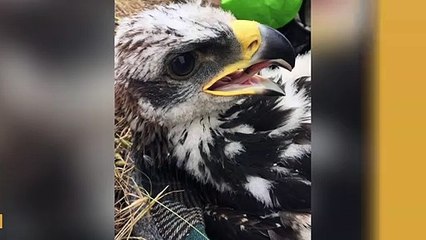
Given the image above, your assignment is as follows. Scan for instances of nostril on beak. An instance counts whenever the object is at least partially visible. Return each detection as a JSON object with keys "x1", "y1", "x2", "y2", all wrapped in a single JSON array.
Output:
[{"x1": 247, "y1": 39, "x2": 259, "y2": 52}]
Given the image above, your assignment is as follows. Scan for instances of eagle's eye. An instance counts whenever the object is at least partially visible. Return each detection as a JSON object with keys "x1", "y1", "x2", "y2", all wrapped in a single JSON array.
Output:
[{"x1": 168, "y1": 52, "x2": 196, "y2": 78}]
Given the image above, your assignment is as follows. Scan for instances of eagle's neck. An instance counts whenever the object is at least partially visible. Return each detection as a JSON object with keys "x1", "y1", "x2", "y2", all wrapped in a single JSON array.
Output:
[
  {"x1": 130, "y1": 110, "x2": 236, "y2": 191},
  {"x1": 166, "y1": 114, "x2": 235, "y2": 192},
  {"x1": 131, "y1": 112, "x2": 224, "y2": 160}
]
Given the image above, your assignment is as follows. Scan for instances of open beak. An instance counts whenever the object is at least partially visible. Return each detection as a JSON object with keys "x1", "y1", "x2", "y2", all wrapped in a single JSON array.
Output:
[{"x1": 203, "y1": 20, "x2": 296, "y2": 97}]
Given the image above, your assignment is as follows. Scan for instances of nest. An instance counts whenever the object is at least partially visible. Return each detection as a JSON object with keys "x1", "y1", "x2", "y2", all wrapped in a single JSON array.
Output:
[
  {"x1": 114, "y1": 116, "x2": 142, "y2": 239},
  {"x1": 115, "y1": 0, "x2": 176, "y2": 22},
  {"x1": 114, "y1": 113, "x2": 172, "y2": 239},
  {"x1": 115, "y1": 0, "x2": 220, "y2": 23}
]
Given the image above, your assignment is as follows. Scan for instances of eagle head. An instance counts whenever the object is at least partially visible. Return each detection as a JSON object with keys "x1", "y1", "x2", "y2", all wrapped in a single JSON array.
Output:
[{"x1": 115, "y1": 2, "x2": 295, "y2": 126}]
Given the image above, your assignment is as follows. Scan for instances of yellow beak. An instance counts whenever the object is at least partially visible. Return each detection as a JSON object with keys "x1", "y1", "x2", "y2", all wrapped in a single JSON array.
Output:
[{"x1": 203, "y1": 20, "x2": 296, "y2": 97}]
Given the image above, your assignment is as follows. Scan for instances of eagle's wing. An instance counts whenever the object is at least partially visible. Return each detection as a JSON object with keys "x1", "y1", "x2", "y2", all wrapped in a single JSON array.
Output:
[
  {"x1": 204, "y1": 206, "x2": 311, "y2": 240},
  {"x1": 202, "y1": 53, "x2": 311, "y2": 240}
]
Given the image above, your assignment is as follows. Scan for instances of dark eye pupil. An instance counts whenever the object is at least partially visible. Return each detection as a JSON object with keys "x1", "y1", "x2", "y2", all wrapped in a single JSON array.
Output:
[{"x1": 170, "y1": 52, "x2": 195, "y2": 77}]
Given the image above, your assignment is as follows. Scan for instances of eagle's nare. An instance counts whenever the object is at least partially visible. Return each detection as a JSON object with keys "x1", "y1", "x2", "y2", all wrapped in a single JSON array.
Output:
[{"x1": 116, "y1": 2, "x2": 310, "y2": 240}]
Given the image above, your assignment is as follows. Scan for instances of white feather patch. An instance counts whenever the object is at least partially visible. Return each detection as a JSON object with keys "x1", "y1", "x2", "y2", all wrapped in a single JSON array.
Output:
[
  {"x1": 224, "y1": 141, "x2": 244, "y2": 159},
  {"x1": 282, "y1": 144, "x2": 311, "y2": 158},
  {"x1": 267, "y1": 52, "x2": 311, "y2": 136},
  {"x1": 169, "y1": 117, "x2": 232, "y2": 192},
  {"x1": 244, "y1": 176, "x2": 274, "y2": 207}
]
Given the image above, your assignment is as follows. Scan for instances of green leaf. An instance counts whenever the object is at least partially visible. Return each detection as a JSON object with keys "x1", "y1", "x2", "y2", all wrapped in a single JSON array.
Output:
[{"x1": 221, "y1": 0, "x2": 303, "y2": 28}]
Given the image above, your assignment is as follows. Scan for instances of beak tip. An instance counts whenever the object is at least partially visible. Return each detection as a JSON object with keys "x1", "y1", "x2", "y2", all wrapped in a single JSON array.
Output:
[{"x1": 258, "y1": 24, "x2": 296, "y2": 71}]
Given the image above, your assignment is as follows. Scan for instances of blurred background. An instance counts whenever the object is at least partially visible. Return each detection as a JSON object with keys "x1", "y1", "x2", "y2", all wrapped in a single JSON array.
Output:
[
  {"x1": 0, "y1": 0, "x2": 373, "y2": 239},
  {"x1": 312, "y1": 0, "x2": 374, "y2": 240},
  {"x1": 0, "y1": 0, "x2": 114, "y2": 239}
]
